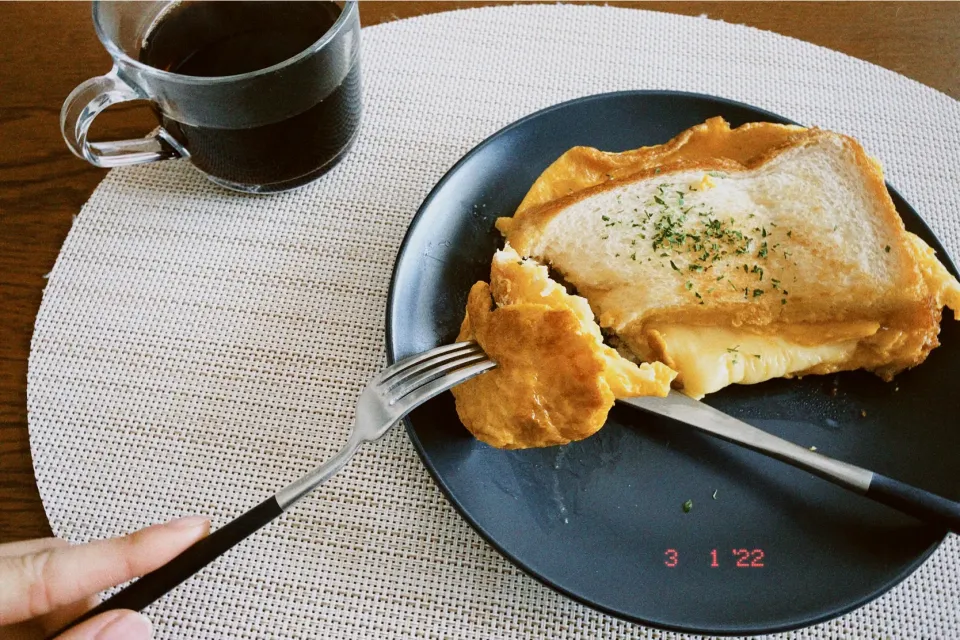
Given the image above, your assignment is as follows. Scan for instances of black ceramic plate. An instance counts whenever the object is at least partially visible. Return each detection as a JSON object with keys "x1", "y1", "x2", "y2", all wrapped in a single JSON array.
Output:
[{"x1": 385, "y1": 91, "x2": 959, "y2": 635}]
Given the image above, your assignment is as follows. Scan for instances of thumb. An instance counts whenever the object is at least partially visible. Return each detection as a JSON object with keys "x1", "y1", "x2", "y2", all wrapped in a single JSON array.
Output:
[{"x1": 55, "y1": 609, "x2": 152, "y2": 640}]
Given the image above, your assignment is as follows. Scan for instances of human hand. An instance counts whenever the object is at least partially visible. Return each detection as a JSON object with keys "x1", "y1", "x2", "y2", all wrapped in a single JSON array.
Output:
[{"x1": 0, "y1": 517, "x2": 210, "y2": 640}]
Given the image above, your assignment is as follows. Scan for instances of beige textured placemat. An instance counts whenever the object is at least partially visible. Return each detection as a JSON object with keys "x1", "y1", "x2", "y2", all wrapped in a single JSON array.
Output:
[{"x1": 28, "y1": 5, "x2": 960, "y2": 638}]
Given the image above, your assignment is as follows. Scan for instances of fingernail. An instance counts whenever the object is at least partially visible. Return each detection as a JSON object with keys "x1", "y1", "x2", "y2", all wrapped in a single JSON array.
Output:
[
  {"x1": 95, "y1": 611, "x2": 152, "y2": 639},
  {"x1": 165, "y1": 515, "x2": 210, "y2": 531}
]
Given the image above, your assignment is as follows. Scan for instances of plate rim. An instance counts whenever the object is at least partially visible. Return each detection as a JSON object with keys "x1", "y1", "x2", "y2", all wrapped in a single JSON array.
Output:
[{"x1": 384, "y1": 89, "x2": 952, "y2": 635}]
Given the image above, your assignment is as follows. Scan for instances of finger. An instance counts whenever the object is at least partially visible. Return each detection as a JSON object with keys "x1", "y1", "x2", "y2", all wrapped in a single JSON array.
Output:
[
  {"x1": 54, "y1": 610, "x2": 152, "y2": 640},
  {"x1": 0, "y1": 538, "x2": 68, "y2": 558},
  {"x1": 0, "y1": 543, "x2": 94, "y2": 637},
  {"x1": 0, "y1": 516, "x2": 209, "y2": 625}
]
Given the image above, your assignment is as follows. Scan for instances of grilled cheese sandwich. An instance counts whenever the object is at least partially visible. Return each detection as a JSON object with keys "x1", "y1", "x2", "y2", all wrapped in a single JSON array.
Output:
[
  {"x1": 454, "y1": 117, "x2": 959, "y2": 447},
  {"x1": 499, "y1": 118, "x2": 959, "y2": 398}
]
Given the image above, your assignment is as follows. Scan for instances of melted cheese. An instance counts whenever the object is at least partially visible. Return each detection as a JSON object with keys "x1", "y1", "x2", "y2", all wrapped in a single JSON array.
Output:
[
  {"x1": 908, "y1": 232, "x2": 960, "y2": 315},
  {"x1": 652, "y1": 325, "x2": 859, "y2": 399}
]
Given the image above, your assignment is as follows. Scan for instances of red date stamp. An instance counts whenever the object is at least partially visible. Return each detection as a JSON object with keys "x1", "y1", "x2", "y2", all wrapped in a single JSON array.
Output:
[{"x1": 664, "y1": 549, "x2": 765, "y2": 567}]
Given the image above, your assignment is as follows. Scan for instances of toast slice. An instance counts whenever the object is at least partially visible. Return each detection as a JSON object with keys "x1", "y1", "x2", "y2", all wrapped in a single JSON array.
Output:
[
  {"x1": 451, "y1": 245, "x2": 675, "y2": 449},
  {"x1": 497, "y1": 118, "x2": 960, "y2": 398}
]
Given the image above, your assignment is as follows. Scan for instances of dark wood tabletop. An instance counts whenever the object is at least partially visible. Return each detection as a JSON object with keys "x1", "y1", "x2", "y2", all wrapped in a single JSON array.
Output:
[{"x1": 1, "y1": 1, "x2": 958, "y2": 545}]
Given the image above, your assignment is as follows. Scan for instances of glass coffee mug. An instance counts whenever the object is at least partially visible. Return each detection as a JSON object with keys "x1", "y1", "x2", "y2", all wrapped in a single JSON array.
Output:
[{"x1": 61, "y1": 1, "x2": 361, "y2": 193}]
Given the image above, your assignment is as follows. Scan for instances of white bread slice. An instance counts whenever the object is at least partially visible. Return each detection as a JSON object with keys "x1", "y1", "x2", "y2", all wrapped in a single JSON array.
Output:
[{"x1": 498, "y1": 122, "x2": 959, "y2": 397}]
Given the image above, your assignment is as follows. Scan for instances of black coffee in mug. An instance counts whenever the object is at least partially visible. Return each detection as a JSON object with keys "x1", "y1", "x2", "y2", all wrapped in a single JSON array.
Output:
[
  {"x1": 63, "y1": 1, "x2": 361, "y2": 192},
  {"x1": 133, "y1": 1, "x2": 360, "y2": 190}
]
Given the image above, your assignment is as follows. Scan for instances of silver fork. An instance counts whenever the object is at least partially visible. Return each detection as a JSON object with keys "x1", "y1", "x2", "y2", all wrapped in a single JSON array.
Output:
[{"x1": 52, "y1": 341, "x2": 496, "y2": 637}]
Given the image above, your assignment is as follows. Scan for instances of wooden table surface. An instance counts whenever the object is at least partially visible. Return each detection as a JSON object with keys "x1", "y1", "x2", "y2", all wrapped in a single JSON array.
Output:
[{"x1": 1, "y1": 1, "x2": 958, "y2": 545}]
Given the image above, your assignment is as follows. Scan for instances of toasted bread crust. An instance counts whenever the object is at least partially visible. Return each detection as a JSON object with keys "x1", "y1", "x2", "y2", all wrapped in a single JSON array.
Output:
[
  {"x1": 505, "y1": 117, "x2": 808, "y2": 218},
  {"x1": 451, "y1": 247, "x2": 675, "y2": 449},
  {"x1": 452, "y1": 282, "x2": 615, "y2": 449}
]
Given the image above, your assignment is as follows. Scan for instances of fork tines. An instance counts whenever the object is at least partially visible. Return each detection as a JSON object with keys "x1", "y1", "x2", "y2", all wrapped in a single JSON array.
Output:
[{"x1": 382, "y1": 342, "x2": 491, "y2": 406}]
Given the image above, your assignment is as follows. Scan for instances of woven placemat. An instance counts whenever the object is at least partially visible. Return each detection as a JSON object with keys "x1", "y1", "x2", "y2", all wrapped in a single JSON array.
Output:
[{"x1": 29, "y1": 5, "x2": 959, "y2": 638}]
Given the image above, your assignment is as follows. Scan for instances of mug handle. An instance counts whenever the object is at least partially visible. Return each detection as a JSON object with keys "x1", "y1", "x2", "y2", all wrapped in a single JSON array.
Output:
[{"x1": 60, "y1": 67, "x2": 184, "y2": 168}]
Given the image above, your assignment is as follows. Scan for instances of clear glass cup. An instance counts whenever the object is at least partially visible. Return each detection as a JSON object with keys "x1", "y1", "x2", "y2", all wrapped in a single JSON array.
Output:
[{"x1": 61, "y1": 1, "x2": 362, "y2": 194}]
